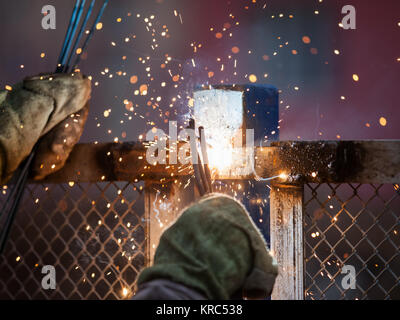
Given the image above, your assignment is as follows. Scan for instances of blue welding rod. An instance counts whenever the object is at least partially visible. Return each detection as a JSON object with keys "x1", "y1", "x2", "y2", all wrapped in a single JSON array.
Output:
[
  {"x1": 63, "y1": 0, "x2": 96, "y2": 73},
  {"x1": 59, "y1": 0, "x2": 87, "y2": 71},
  {"x1": 72, "y1": 0, "x2": 109, "y2": 70},
  {"x1": 56, "y1": 0, "x2": 81, "y2": 72}
]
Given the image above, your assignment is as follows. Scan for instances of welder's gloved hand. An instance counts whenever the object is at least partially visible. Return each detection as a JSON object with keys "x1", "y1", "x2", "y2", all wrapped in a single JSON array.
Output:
[
  {"x1": 136, "y1": 194, "x2": 278, "y2": 300},
  {"x1": 31, "y1": 101, "x2": 89, "y2": 181},
  {"x1": 0, "y1": 73, "x2": 91, "y2": 183}
]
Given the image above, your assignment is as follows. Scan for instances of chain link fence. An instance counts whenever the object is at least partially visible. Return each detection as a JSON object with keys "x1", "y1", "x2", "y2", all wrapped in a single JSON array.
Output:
[
  {"x1": 1, "y1": 180, "x2": 399, "y2": 300},
  {"x1": 0, "y1": 181, "x2": 147, "y2": 299},
  {"x1": 304, "y1": 183, "x2": 400, "y2": 300}
]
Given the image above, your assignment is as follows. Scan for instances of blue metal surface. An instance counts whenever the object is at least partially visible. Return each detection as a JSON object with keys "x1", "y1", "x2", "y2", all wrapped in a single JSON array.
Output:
[{"x1": 242, "y1": 84, "x2": 279, "y2": 245}]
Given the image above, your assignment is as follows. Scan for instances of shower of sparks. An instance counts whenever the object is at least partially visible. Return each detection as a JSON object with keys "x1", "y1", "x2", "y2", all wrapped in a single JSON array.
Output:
[{"x1": 1, "y1": 0, "x2": 396, "y2": 299}]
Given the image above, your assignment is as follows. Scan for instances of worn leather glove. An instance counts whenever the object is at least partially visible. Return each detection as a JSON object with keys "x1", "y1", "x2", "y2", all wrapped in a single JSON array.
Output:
[
  {"x1": 137, "y1": 194, "x2": 278, "y2": 300},
  {"x1": 0, "y1": 73, "x2": 91, "y2": 183}
]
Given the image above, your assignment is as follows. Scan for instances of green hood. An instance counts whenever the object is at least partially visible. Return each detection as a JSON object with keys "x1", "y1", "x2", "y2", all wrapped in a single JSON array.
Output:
[{"x1": 137, "y1": 194, "x2": 278, "y2": 300}]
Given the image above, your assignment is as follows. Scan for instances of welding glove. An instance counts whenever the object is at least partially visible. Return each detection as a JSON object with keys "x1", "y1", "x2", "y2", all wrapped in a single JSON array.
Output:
[
  {"x1": 0, "y1": 73, "x2": 91, "y2": 184},
  {"x1": 136, "y1": 194, "x2": 278, "y2": 300}
]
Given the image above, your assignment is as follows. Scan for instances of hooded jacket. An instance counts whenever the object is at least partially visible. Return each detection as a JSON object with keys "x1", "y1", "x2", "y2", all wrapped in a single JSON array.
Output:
[{"x1": 136, "y1": 194, "x2": 278, "y2": 300}]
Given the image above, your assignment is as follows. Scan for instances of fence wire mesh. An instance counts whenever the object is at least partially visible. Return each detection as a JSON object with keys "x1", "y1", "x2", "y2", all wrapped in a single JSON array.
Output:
[
  {"x1": 304, "y1": 183, "x2": 400, "y2": 300},
  {"x1": 2, "y1": 179, "x2": 399, "y2": 300},
  {"x1": 0, "y1": 181, "x2": 147, "y2": 300}
]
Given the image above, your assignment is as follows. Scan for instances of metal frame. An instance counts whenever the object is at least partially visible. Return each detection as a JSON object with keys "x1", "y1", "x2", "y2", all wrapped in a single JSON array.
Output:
[{"x1": 1, "y1": 140, "x2": 399, "y2": 299}]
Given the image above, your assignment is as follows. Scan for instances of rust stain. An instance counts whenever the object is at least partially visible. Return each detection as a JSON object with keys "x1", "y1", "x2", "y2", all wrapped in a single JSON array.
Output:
[{"x1": 331, "y1": 141, "x2": 365, "y2": 182}]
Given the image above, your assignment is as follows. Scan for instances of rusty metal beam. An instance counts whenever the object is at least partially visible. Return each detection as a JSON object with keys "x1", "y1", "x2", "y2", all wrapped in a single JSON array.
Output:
[
  {"x1": 36, "y1": 141, "x2": 191, "y2": 184},
  {"x1": 36, "y1": 140, "x2": 400, "y2": 184},
  {"x1": 255, "y1": 140, "x2": 400, "y2": 184}
]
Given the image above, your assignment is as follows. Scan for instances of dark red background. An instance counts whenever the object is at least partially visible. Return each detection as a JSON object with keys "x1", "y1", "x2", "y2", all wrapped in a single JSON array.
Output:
[{"x1": 0, "y1": 0, "x2": 398, "y2": 142}]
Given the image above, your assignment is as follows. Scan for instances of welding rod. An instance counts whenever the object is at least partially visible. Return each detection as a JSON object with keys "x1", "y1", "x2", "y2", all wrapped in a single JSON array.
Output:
[
  {"x1": 59, "y1": 0, "x2": 87, "y2": 72},
  {"x1": 197, "y1": 151, "x2": 208, "y2": 194},
  {"x1": 72, "y1": 0, "x2": 109, "y2": 70},
  {"x1": 199, "y1": 126, "x2": 213, "y2": 193},
  {"x1": 0, "y1": 147, "x2": 36, "y2": 253},
  {"x1": 188, "y1": 120, "x2": 206, "y2": 196},
  {"x1": 193, "y1": 162, "x2": 206, "y2": 196},
  {"x1": 189, "y1": 120, "x2": 213, "y2": 196},
  {"x1": 64, "y1": 0, "x2": 96, "y2": 73},
  {"x1": 196, "y1": 132, "x2": 210, "y2": 194},
  {"x1": 56, "y1": 0, "x2": 81, "y2": 71},
  {"x1": 57, "y1": 0, "x2": 86, "y2": 73}
]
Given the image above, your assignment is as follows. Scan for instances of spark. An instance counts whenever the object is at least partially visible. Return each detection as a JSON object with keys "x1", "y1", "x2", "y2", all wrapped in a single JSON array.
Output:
[
  {"x1": 302, "y1": 36, "x2": 311, "y2": 44},
  {"x1": 379, "y1": 117, "x2": 387, "y2": 127},
  {"x1": 254, "y1": 172, "x2": 288, "y2": 182},
  {"x1": 130, "y1": 75, "x2": 138, "y2": 84},
  {"x1": 311, "y1": 172, "x2": 317, "y2": 178},
  {"x1": 232, "y1": 46, "x2": 240, "y2": 54},
  {"x1": 249, "y1": 74, "x2": 257, "y2": 83}
]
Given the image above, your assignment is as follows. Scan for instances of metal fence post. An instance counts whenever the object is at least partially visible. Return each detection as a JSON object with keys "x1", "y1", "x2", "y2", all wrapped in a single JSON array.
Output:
[
  {"x1": 144, "y1": 179, "x2": 195, "y2": 265},
  {"x1": 270, "y1": 183, "x2": 304, "y2": 300}
]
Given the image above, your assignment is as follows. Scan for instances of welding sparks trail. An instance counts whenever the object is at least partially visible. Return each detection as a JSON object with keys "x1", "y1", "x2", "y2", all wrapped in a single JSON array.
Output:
[
  {"x1": 255, "y1": 173, "x2": 288, "y2": 182},
  {"x1": 153, "y1": 189, "x2": 162, "y2": 225}
]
